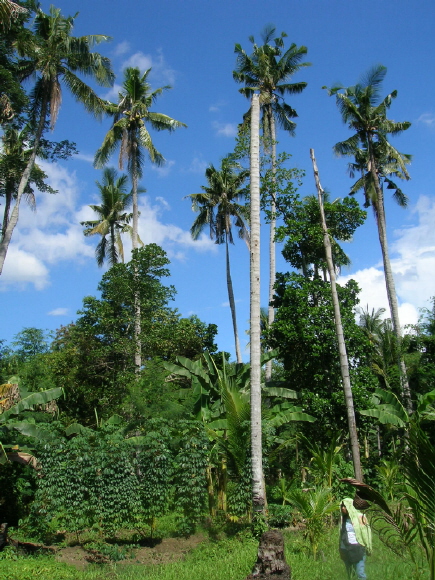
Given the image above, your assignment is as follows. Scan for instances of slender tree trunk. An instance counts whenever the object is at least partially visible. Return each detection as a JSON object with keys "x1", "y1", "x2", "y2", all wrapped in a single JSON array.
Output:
[
  {"x1": 250, "y1": 93, "x2": 265, "y2": 510},
  {"x1": 311, "y1": 148, "x2": 363, "y2": 482},
  {"x1": 367, "y1": 136, "x2": 412, "y2": 414},
  {"x1": 265, "y1": 110, "x2": 276, "y2": 383},
  {"x1": 131, "y1": 144, "x2": 141, "y2": 373},
  {"x1": 1, "y1": 183, "x2": 12, "y2": 243},
  {"x1": 110, "y1": 223, "x2": 117, "y2": 265},
  {"x1": 225, "y1": 236, "x2": 242, "y2": 363},
  {"x1": 0, "y1": 94, "x2": 48, "y2": 275}
]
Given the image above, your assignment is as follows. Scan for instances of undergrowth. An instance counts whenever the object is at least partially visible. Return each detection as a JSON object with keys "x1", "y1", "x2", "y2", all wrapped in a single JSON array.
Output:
[{"x1": 0, "y1": 529, "x2": 429, "y2": 580}]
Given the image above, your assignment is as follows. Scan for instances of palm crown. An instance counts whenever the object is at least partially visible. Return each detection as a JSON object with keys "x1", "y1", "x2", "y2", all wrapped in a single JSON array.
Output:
[
  {"x1": 326, "y1": 65, "x2": 411, "y2": 209},
  {"x1": 233, "y1": 25, "x2": 310, "y2": 137},
  {"x1": 187, "y1": 160, "x2": 250, "y2": 247},
  {"x1": 17, "y1": 5, "x2": 114, "y2": 130},
  {"x1": 94, "y1": 67, "x2": 186, "y2": 175},
  {"x1": 81, "y1": 167, "x2": 139, "y2": 267}
]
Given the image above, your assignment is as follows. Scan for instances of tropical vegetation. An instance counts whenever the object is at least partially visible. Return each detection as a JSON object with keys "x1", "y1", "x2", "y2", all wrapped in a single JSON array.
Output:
[{"x1": 0, "y1": 6, "x2": 433, "y2": 580}]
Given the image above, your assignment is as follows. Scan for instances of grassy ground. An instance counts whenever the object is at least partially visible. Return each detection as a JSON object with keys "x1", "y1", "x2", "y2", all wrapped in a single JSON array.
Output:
[{"x1": 0, "y1": 528, "x2": 429, "y2": 580}]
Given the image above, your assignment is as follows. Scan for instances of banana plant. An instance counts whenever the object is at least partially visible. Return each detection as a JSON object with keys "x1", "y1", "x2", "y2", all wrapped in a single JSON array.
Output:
[
  {"x1": 0, "y1": 385, "x2": 63, "y2": 465},
  {"x1": 164, "y1": 351, "x2": 315, "y2": 517},
  {"x1": 360, "y1": 387, "x2": 435, "y2": 427}
]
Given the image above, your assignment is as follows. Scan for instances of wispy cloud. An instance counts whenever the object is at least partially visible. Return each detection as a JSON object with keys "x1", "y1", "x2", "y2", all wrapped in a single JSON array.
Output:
[
  {"x1": 213, "y1": 122, "x2": 237, "y2": 138},
  {"x1": 339, "y1": 195, "x2": 435, "y2": 328},
  {"x1": 75, "y1": 152, "x2": 95, "y2": 163},
  {"x1": 151, "y1": 159, "x2": 175, "y2": 178},
  {"x1": 122, "y1": 49, "x2": 176, "y2": 85},
  {"x1": 48, "y1": 308, "x2": 68, "y2": 316},
  {"x1": 417, "y1": 113, "x2": 435, "y2": 128},
  {"x1": 187, "y1": 156, "x2": 208, "y2": 174},
  {"x1": 209, "y1": 100, "x2": 226, "y2": 113},
  {"x1": 113, "y1": 41, "x2": 131, "y2": 57}
]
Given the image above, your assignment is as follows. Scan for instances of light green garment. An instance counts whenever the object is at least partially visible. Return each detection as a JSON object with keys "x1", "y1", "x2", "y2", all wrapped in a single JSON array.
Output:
[{"x1": 340, "y1": 497, "x2": 372, "y2": 554}]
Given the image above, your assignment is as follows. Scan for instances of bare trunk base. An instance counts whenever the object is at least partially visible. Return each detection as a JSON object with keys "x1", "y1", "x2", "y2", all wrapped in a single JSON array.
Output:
[{"x1": 246, "y1": 530, "x2": 291, "y2": 580}]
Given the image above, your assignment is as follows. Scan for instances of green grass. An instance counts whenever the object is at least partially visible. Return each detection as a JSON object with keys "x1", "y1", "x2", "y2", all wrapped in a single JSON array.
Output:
[{"x1": 0, "y1": 529, "x2": 429, "y2": 580}]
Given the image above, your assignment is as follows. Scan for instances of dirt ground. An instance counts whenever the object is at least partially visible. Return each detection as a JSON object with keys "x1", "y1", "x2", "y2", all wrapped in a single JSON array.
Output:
[{"x1": 55, "y1": 534, "x2": 206, "y2": 570}]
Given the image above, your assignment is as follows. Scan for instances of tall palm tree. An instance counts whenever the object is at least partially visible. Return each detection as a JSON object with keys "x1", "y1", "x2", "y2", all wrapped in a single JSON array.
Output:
[
  {"x1": 311, "y1": 148, "x2": 362, "y2": 481},
  {"x1": 186, "y1": 158, "x2": 249, "y2": 364},
  {"x1": 0, "y1": 5, "x2": 114, "y2": 275},
  {"x1": 234, "y1": 25, "x2": 310, "y2": 381},
  {"x1": 249, "y1": 93, "x2": 265, "y2": 511},
  {"x1": 326, "y1": 65, "x2": 412, "y2": 413},
  {"x1": 81, "y1": 167, "x2": 142, "y2": 267},
  {"x1": 95, "y1": 66, "x2": 186, "y2": 372}
]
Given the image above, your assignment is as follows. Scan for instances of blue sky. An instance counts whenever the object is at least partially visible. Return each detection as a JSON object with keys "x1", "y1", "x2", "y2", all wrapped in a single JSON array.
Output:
[{"x1": 1, "y1": 0, "x2": 434, "y2": 360}]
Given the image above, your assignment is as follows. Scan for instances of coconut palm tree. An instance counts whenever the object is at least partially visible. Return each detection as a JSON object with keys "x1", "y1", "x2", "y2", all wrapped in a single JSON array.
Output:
[
  {"x1": 81, "y1": 167, "x2": 143, "y2": 267},
  {"x1": 94, "y1": 66, "x2": 186, "y2": 371},
  {"x1": 0, "y1": 5, "x2": 114, "y2": 275},
  {"x1": 325, "y1": 65, "x2": 412, "y2": 413},
  {"x1": 311, "y1": 148, "x2": 362, "y2": 480},
  {"x1": 234, "y1": 25, "x2": 310, "y2": 381},
  {"x1": 249, "y1": 93, "x2": 265, "y2": 512},
  {"x1": 186, "y1": 158, "x2": 249, "y2": 364}
]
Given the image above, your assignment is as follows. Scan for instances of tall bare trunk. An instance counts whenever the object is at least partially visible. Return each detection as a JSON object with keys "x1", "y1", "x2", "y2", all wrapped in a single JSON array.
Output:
[
  {"x1": 265, "y1": 110, "x2": 276, "y2": 383},
  {"x1": 250, "y1": 94, "x2": 265, "y2": 510},
  {"x1": 226, "y1": 236, "x2": 242, "y2": 363},
  {"x1": 311, "y1": 149, "x2": 363, "y2": 481},
  {"x1": 0, "y1": 94, "x2": 48, "y2": 274},
  {"x1": 367, "y1": 136, "x2": 412, "y2": 414},
  {"x1": 131, "y1": 145, "x2": 141, "y2": 373}
]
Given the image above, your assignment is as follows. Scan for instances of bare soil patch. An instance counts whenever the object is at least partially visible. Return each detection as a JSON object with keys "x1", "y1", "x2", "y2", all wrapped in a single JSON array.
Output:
[{"x1": 55, "y1": 534, "x2": 206, "y2": 570}]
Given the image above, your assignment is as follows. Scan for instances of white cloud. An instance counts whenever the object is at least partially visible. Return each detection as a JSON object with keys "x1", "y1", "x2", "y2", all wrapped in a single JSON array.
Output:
[
  {"x1": 1, "y1": 247, "x2": 49, "y2": 290},
  {"x1": 122, "y1": 49, "x2": 176, "y2": 85},
  {"x1": 209, "y1": 100, "x2": 226, "y2": 113},
  {"x1": 119, "y1": 196, "x2": 217, "y2": 261},
  {"x1": 101, "y1": 82, "x2": 122, "y2": 103},
  {"x1": 0, "y1": 161, "x2": 219, "y2": 290},
  {"x1": 48, "y1": 308, "x2": 69, "y2": 316},
  {"x1": 113, "y1": 41, "x2": 131, "y2": 57},
  {"x1": 187, "y1": 156, "x2": 208, "y2": 174},
  {"x1": 0, "y1": 162, "x2": 95, "y2": 290},
  {"x1": 75, "y1": 152, "x2": 94, "y2": 163},
  {"x1": 151, "y1": 159, "x2": 175, "y2": 178},
  {"x1": 213, "y1": 122, "x2": 237, "y2": 138},
  {"x1": 339, "y1": 195, "x2": 435, "y2": 328},
  {"x1": 417, "y1": 113, "x2": 435, "y2": 128}
]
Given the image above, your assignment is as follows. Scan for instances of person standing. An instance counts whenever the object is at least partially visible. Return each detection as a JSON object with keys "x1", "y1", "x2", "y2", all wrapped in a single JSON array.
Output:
[{"x1": 339, "y1": 496, "x2": 372, "y2": 579}]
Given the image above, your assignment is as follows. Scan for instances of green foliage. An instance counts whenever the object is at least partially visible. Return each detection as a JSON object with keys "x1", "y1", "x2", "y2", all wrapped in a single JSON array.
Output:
[
  {"x1": 28, "y1": 424, "x2": 145, "y2": 539},
  {"x1": 46, "y1": 245, "x2": 217, "y2": 423},
  {"x1": 174, "y1": 422, "x2": 209, "y2": 536},
  {"x1": 285, "y1": 487, "x2": 336, "y2": 559},
  {"x1": 268, "y1": 273, "x2": 377, "y2": 435},
  {"x1": 276, "y1": 193, "x2": 366, "y2": 277}
]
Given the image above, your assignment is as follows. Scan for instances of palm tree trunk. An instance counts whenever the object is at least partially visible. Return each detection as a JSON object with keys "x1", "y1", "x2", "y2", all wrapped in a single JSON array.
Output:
[
  {"x1": 131, "y1": 144, "x2": 141, "y2": 373},
  {"x1": 0, "y1": 94, "x2": 48, "y2": 275},
  {"x1": 226, "y1": 236, "x2": 243, "y2": 363},
  {"x1": 265, "y1": 109, "x2": 276, "y2": 383},
  {"x1": 311, "y1": 149, "x2": 363, "y2": 481},
  {"x1": 367, "y1": 136, "x2": 412, "y2": 414},
  {"x1": 250, "y1": 93, "x2": 265, "y2": 511}
]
